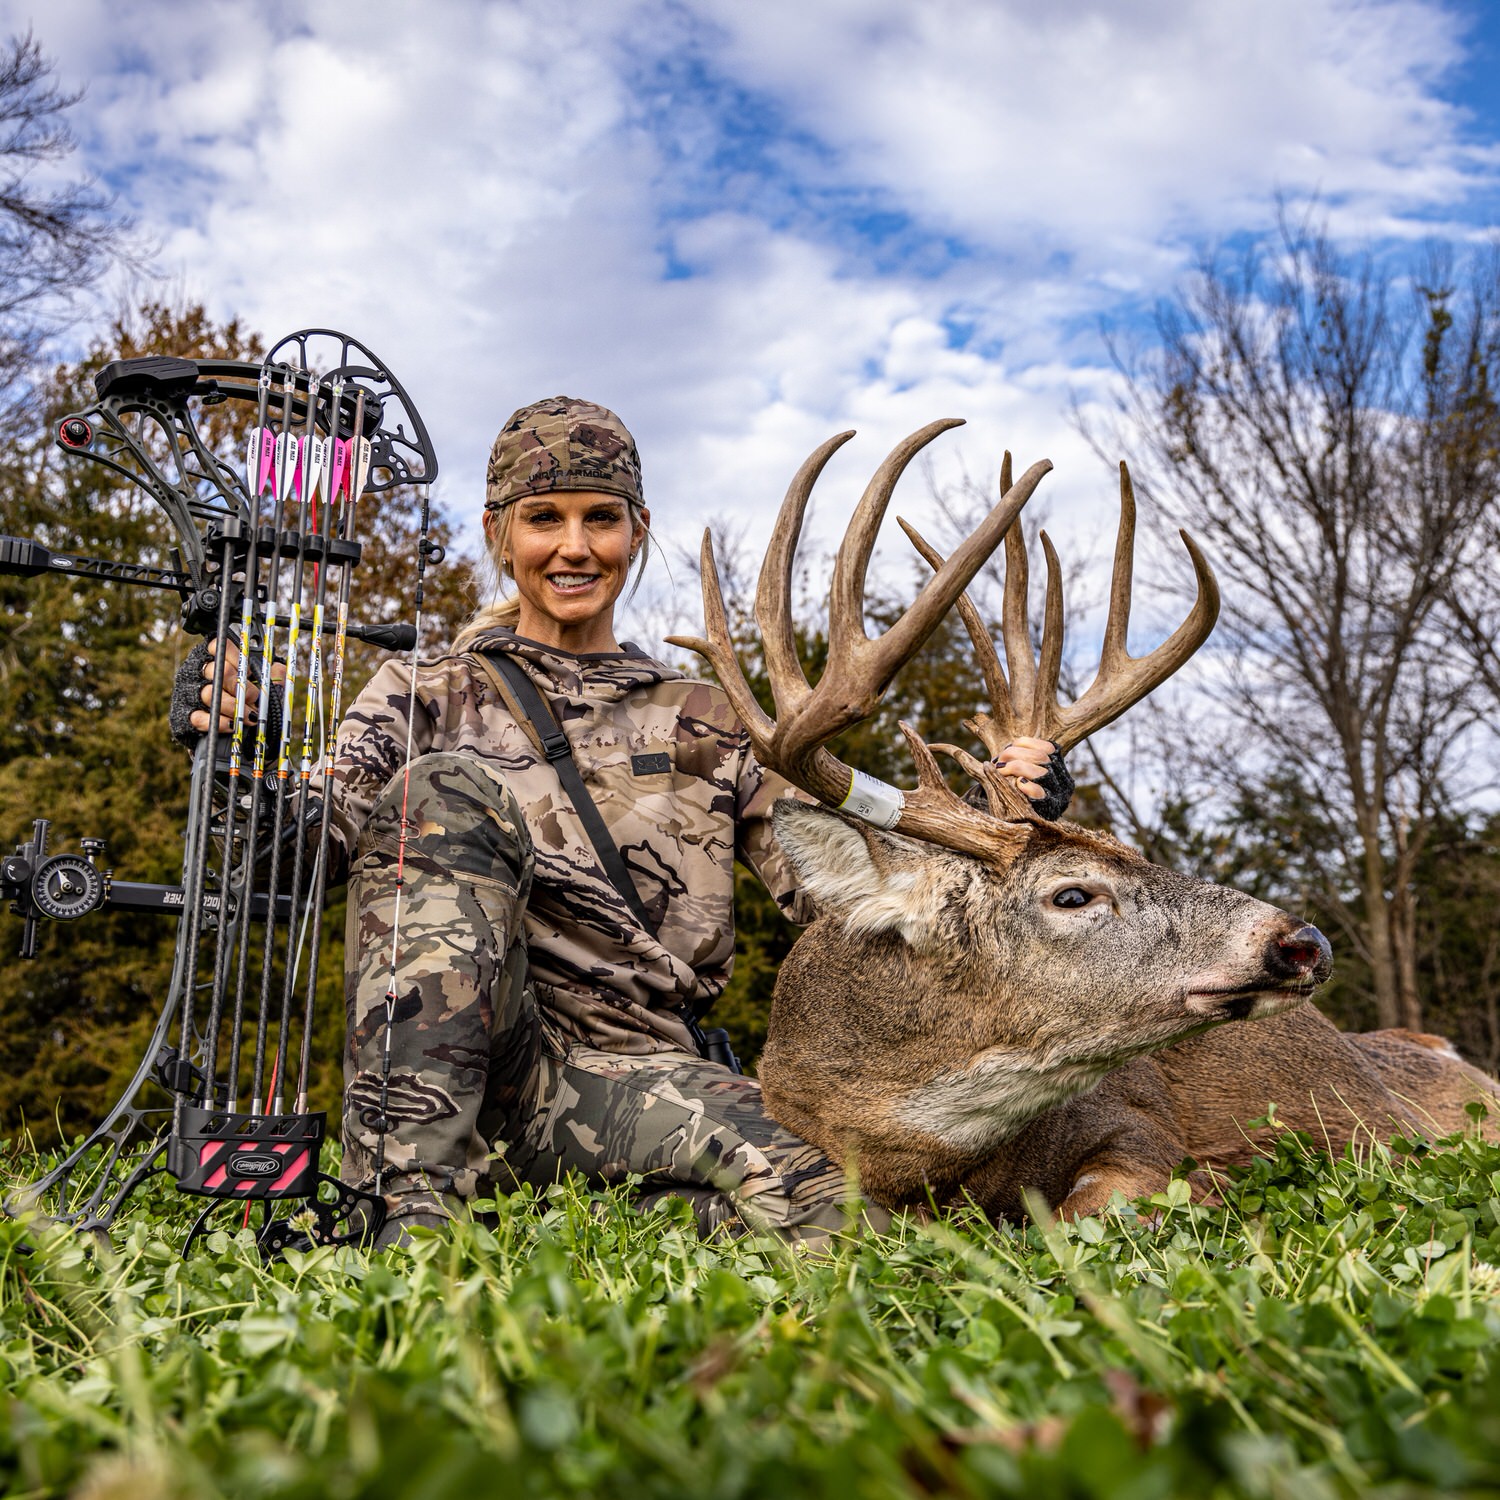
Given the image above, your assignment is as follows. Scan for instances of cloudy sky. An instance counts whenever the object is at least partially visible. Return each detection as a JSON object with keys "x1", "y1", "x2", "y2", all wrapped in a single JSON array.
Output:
[{"x1": 12, "y1": 0, "x2": 1500, "y2": 636}]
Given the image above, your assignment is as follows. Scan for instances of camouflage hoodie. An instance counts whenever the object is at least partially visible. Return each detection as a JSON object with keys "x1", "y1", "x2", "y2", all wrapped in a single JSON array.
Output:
[{"x1": 329, "y1": 627, "x2": 810, "y2": 1055}]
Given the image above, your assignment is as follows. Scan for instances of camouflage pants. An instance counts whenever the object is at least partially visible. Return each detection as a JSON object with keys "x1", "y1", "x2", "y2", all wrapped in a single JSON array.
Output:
[{"x1": 343, "y1": 752, "x2": 883, "y2": 1244}]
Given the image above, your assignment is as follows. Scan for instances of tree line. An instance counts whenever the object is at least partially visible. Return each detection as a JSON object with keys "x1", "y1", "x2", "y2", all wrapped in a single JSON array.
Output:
[
  {"x1": 2, "y1": 34, "x2": 1499, "y2": 1142},
  {"x1": 1091, "y1": 219, "x2": 1500, "y2": 1059}
]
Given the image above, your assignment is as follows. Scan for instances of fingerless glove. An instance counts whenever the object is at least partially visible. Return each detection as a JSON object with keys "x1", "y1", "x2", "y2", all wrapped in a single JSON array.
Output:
[
  {"x1": 963, "y1": 746, "x2": 1075, "y2": 821},
  {"x1": 168, "y1": 641, "x2": 284, "y2": 756},
  {"x1": 1032, "y1": 746, "x2": 1074, "y2": 822}
]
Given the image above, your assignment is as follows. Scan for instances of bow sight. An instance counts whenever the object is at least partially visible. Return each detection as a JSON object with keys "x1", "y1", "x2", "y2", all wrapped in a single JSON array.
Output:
[{"x1": 1, "y1": 329, "x2": 442, "y2": 1257}]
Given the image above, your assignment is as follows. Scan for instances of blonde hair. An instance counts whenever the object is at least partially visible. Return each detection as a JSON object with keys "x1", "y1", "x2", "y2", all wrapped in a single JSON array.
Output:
[{"x1": 452, "y1": 495, "x2": 652, "y2": 651}]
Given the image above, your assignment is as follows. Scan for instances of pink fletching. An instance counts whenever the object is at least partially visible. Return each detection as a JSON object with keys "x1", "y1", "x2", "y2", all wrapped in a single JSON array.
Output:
[
  {"x1": 330, "y1": 437, "x2": 349, "y2": 500},
  {"x1": 258, "y1": 430, "x2": 276, "y2": 496}
]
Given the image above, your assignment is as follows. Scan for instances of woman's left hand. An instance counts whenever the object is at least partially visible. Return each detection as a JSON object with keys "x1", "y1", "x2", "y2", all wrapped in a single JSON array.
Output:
[{"x1": 993, "y1": 736, "x2": 1058, "y2": 803}]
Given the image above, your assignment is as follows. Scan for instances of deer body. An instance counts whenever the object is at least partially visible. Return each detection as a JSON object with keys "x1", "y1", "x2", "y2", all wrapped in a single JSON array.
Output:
[
  {"x1": 672, "y1": 422, "x2": 1498, "y2": 1223},
  {"x1": 760, "y1": 803, "x2": 1499, "y2": 1218},
  {"x1": 760, "y1": 800, "x2": 1335, "y2": 1209},
  {"x1": 957, "y1": 1009, "x2": 1500, "y2": 1220}
]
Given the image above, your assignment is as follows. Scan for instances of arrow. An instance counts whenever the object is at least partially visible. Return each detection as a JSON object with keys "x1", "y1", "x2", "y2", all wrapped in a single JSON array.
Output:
[
  {"x1": 351, "y1": 434, "x2": 373, "y2": 498},
  {"x1": 320, "y1": 377, "x2": 345, "y2": 506}
]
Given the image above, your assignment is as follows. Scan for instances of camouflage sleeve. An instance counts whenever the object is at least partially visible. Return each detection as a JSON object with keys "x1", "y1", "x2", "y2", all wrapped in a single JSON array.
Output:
[
  {"x1": 318, "y1": 658, "x2": 440, "y2": 879},
  {"x1": 734, "y1": 747, "x2": 818, "y2": 926}
]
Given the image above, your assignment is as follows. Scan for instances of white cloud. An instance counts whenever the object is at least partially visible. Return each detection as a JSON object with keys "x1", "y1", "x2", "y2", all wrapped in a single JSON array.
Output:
[
  {"x1": 7, "y1": 0, "x2": 1497, "y2": 647},
  {"x1": 709, "y1": 0, "x2": 1479, "y2": 258}
]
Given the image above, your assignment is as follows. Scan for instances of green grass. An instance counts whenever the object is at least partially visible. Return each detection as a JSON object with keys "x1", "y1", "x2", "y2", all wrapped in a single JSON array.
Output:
[{"x1": 3, "y1": 1128, "x2": 1500, "y2": 1499}]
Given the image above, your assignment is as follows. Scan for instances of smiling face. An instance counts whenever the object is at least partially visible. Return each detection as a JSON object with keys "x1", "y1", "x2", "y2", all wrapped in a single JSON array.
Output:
[{"x1": 489, "y1": 489, "x2": 650, "y2": 653}]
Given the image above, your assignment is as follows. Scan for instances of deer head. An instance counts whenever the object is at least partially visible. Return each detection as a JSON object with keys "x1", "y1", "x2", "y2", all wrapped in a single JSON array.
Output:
[{"x1": 670, "y1": 425, "x2": 1331, "y2": 1206}]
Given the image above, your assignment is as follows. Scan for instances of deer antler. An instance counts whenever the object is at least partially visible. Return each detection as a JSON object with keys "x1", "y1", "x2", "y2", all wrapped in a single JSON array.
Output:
[
  {"x1": 667, "y1": 422, "x2": 1054, "y2": 860},
  {"x1": 899, "y1": 458, "x2": 1219, "y2": 811}
]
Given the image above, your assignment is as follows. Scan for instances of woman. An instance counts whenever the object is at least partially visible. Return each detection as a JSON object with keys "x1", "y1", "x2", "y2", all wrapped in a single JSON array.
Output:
[{"x1": 188, "y1": 396, "x2": 1067, "y2": 1247}]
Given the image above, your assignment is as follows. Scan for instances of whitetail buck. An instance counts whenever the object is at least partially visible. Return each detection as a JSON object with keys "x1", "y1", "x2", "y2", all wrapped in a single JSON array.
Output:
[{"x1": 671, "y1": 421, "x2": 1500, "y2": 1219}]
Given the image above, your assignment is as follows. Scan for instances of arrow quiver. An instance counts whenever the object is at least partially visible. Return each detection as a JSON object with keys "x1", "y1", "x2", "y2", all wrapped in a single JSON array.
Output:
[{"x1": 1, "y1": 330, "x2": 443, "y2": 1258}]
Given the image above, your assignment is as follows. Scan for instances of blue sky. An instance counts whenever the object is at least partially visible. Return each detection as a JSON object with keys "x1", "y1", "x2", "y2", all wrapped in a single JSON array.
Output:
[
  {"x1": 1448, "y1": 2, "x2": 1500, "y2": 142},
  {"x1": 8, "y1": 0, "x2": 1500, "y2": 639}
]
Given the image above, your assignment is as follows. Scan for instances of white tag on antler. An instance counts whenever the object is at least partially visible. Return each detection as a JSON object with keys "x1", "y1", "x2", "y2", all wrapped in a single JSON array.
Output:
[{"x1": 840, "y1": 769, "x2": 904, "y2": 830}]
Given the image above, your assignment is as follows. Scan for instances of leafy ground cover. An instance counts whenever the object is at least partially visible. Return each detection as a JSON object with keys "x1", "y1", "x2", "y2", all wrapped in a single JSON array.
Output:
[{"x1": 2, "y1": 1129, "x2": 1499, "y2": 1499}]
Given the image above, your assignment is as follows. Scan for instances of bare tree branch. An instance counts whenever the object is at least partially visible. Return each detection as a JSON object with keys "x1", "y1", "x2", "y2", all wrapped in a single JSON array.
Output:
[
  {"x1": 0, "y1": 30, "x2": 140, "y2": 440},
  {"x1": 1079, "y1": 216, "x2": 1500, "y2": 1030}
]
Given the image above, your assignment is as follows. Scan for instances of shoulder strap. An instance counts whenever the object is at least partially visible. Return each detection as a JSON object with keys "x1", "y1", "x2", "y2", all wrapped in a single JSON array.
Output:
[{"x1": 478, "y1": 650, "x2": 659, "y2": 937}]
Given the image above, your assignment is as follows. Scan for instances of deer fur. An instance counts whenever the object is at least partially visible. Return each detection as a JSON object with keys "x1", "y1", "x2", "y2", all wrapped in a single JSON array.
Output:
[
  {"x1": 674, "y1": 424, "x2": 1497, "y2": 1219},
  {"x1": 759, "y1": 799, "x2": 1499, "y2": 1218},
  {"x1": 957, "y1": 1010, "x2": 1500, "y2": 1220}
]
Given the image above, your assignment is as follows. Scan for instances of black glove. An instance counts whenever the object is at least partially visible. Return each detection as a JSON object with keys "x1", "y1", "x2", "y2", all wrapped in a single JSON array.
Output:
[
  {"x1": 168, "y1": 641, "x2": 211, "y2": 748},
  {"x1": 963, "y1": 745, "x2": 1074, "y2": 821},
  {"x1": 1032, "y1": 746, "x2": 1074, "y2": 822},
  {"x1": 168, "y1": 640, "x2": 284, "y2": 754}
]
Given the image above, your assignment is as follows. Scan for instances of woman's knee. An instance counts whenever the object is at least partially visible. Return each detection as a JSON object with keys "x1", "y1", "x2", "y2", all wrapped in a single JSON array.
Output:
[
  {"x1": 346, "y1": 752, "x2": 536, "y2": 1044},
  {"x1": 358, "y1": 751, "x2": 534, "y2": 889}
]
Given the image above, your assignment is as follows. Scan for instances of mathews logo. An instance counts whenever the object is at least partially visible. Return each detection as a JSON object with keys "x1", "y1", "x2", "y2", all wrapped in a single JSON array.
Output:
[{"x1": 229, "y1": 1153, "x2": 284, "y2": 1179}]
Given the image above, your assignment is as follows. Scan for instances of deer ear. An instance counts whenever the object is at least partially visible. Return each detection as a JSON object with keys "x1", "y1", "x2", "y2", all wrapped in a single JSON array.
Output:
[{"x1": 772, "y1": 798, "x2": 954, "y2": 947}]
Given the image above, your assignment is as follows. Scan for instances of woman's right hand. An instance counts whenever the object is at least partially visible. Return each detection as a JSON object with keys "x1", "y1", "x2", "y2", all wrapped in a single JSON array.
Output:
[
  {"x1": 191, "y1": 637, "x2": 251, "y2": 736},
  {"x1": 169, "y1": 638, "x2": 286, "y2": 744}
]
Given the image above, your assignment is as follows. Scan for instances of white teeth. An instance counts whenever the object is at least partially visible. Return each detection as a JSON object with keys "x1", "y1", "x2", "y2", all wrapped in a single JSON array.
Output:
[{"x1": 550, "y1": 574, "x2": 596, "y2": 587}]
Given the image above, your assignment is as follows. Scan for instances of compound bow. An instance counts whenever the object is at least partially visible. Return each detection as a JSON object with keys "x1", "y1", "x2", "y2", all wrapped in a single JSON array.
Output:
[{"x1": 0, "y1": 328, "x2": 442, "y2": 1257}]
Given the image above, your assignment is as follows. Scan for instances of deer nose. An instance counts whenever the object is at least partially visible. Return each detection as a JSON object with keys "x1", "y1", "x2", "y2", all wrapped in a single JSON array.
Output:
[{"x1": 1268, "y1": 923, "x2": 1332, "y2": 983}]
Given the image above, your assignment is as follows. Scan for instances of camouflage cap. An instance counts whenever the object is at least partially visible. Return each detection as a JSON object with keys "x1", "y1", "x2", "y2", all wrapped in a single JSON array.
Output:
[{"x1": 485, "y1": 396, "x2": 643, "y2": 511}]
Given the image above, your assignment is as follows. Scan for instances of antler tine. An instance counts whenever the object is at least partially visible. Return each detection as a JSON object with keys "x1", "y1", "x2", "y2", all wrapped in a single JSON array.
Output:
[
  {"x1": 899, "y1": 719, "x2": 967, "y2": 795},
  {"x1": 896, "y1": 516, "x2": 1020, "y2": 755},
  {"x1": 1032, "y1": 532, "x2": 1066, "y2": 739},
  {"x1": 829, "y1": 417, "x2": 964, "y2": 670},
  {"x1": 999, "y1": 459, "x2": 1036, "y2": 727},
  {"x1": 873, "y1": 453, "x2": 1053, "y2": 685},
  {"x1": 1098, "y1": 460, "x2": 1138, "y2": 677},
  {"x1": 896, "y1": 517, "x2": 1011, "y2": 712},
  {"x1": 1050, "y1": 461, "x2": 1221, "y2": 751},
  {"x1": 666, "y1": 529, "x2": 777, "y2": 742},
  {"x1": 756, "y1": 430, "x2": 857, "y2": 711},
  {"x1": 895, "y1": 722, "x2": 1039, "y2": 853}
]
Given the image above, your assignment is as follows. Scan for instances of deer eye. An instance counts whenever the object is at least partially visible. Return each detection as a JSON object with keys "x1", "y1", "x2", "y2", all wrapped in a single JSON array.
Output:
[{"x1": 1052, "y1": 887, "x2": 1092, "y2": 909}]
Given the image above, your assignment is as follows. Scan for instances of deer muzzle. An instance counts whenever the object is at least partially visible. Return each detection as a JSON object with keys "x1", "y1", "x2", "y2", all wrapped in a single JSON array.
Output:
[
  {"x1": 1268, "y1": 923, "x2": 1333, "y2": 985},
  {"x1": 1184, "y1": 920, "x2": 1333, "y2": 1020}
]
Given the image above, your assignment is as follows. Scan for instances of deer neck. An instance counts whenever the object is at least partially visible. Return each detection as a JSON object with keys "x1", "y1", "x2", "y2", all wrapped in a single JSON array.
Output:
[{"x1": 891, "y1": 1044, "x2": 1121, "y2": 1157}]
